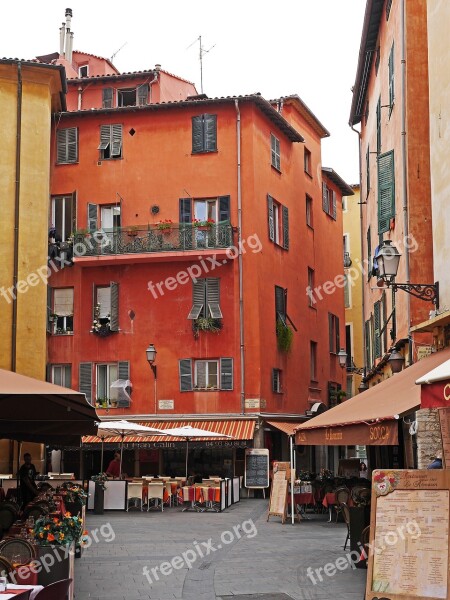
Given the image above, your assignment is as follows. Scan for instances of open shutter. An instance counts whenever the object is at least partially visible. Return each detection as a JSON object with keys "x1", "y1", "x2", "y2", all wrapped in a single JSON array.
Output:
[
  {"x1": 179, "y1": 359, "x2": 193, "y2": 391},
  {"x1": 179, "y1": 198, "x2": 192, "y2": 250},
  {"x1": 322, "y1": 182, "x2": 329, "y2": 214},
  {"x1": 389, "y1": 42, "x2": 395, "y2": 107},
  {"x1": 56, "y1": 129, "x2": 66, "y2": 164},
  {"x1": 335, "y1": 316, "x2": 340, "y2": 354},
  {"x1": 179, "y1": 198, "x2": 192, "y2": 223},
  {"x1": 220, "y1": 358, "x2": 233, "y2": 390},
  {"x1": 376, "y1": 97, "x2": 381, "y2": 153},
  {"x1": 267, "y1": 195, "x2": 274, "y2": 242},
  {"x1": 98, "y1": 125, "x2": 111, "y2": 151},
  {"x1": 196, "y1": 361, "x2": 206, "y2": 388},
  {"x1": 219, "y1": 195, "x2": 230, "y2": 222},
  {"x1": 275, "y1": 285, "x2": 286, "y2": 325},
  {"x1": 365, "y1": 320, "x2": 371, "y2": 367},
  {"x1": 331, "y1": 191, "x2": 337, "y2": 220},
  {"x1": 110, "y1": 282, "x2": 119, "y2": 331},
  {"x1": 188, "y1": 279, "x2": 205, "y2": 319},
  {"x1": 117, "y1": 361, "x2": 130, "y2": 407},
  {"x1": 192, "y1": 116, "x2": 203, "y2": 153},
  {"x1": 67, "y1": 128, "x2": 78, "y2": 163},
  {"x1": 204, "y1": 114, "x2": 217, "y2": 152},
  {"x1": 111, "y1": 124, "x2": 122, "y2": 157},
  {"x1": 328, "y1": 314, "x2": 334, "y2": 353},
  {"x1": 282, "y1": 205, "x2": 289, "y2": 249},
  {"x1": 378, "y1": 151, "x2": 395, "y2": 234},
  {"x1": 272, "y1": 369, "x2": 277, "y2": 392},
  {"x1": 102, "y1": 88, "x2": 113, "y2": 108},
  {"x1": 79, "y1": 363, "x2": 92, "y2": 404},
  {"x1": 207, "y1": 278, "x2": 222, "y2": 318},
  {"x1": 87, "y1": 203, "x2": 98, "y2": 232},
  {"x1": 137, "y1": 84, "x2": 148, "y2": 106},
  {"x1": 71, "y1": 191, "x2": 77, "y2": 235},
  {"x1": 374, "y1": 302, "x2": 381, "y2": 358}
]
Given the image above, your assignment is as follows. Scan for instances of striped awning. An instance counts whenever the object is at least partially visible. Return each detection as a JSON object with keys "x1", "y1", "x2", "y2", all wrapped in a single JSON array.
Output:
[{"x1": 82, "y1": 419, "x2": 256, "y2": 444}]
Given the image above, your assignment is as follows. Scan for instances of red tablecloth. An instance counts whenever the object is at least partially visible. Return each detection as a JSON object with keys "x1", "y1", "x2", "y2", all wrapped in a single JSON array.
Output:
[
  {"x1": 288, "y1": 492, "x2": 315, "y2": 506},
  {"x1": 322, "y1": 492, "x2": 336, "y2": 508}
]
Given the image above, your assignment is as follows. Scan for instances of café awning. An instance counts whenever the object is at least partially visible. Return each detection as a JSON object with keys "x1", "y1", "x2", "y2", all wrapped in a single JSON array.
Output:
[
  {"x1": 295, "y1": 347, "x2": 450, "y2": 446},
  {"x1": 416, "y1": 353, "x2": 450, "y2": 408},
  {"x1": 266, "y1": 421, "x2": 304, "y2": 436}
]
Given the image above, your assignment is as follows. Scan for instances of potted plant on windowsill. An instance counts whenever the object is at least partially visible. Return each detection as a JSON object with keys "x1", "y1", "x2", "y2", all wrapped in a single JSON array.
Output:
[
  {"x1": 193, "y1": 317, "x2": 223, "y2": 339},
  {"x1": 276, "y1": 320, "x2": 293, "y2": 352},
  {"x1": 156, "y1": 219, "x2": 173, "y2": 233},
  {"x1": 192, "y1": 218, "x2": 215, "y2": 230}
]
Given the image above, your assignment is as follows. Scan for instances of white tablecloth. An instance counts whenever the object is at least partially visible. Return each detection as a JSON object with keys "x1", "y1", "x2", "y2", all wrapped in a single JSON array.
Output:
[{"x1": 1, "y1": 583, "x2": 44, "y2": 599}]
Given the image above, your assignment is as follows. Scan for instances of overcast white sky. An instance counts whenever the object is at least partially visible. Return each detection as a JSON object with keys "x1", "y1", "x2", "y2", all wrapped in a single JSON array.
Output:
[{"x1": 1, "y1": 1, "x2": 366, "y2": 184}]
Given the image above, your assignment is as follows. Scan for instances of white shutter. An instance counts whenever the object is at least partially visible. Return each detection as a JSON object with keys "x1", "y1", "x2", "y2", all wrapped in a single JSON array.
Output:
[{"x1": 53, "y1": 288, "x2": 74, "y2": 316}]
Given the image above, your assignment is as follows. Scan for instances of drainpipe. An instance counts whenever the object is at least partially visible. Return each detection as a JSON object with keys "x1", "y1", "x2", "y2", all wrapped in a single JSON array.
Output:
[
  {"x1": 11, "y1": 61, "x2": 23, "y2": 372},
  {"x1": 400, "y1": 0, "x2": 412, "y2": 365},
  {"x1": 235, "y1": 100, "x2": 245, "y2": 415}
]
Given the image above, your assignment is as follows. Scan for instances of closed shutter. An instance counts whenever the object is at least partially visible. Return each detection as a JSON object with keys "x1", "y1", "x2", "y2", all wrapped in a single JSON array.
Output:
[
  {"x1": 179, "y1": 198, "x2": 192, "y2": 223},
  {"x1": 282, "y1": 205, "x2": 289, "y2": 249},
  {"x1": 111, "y1": 124, "x2": 122, "y2": 157},
  {"x1": 366, "y1": 146, "x2": 370, "y2": 193},
  {"x1": 365, "y1": 320, "x2": 371, "y2": 367},
  {"x1": 272, "y1": 369, "x2": 278, "y2": 392},
  {"x1": 79, "y1": 363, "x2": 92, "y2": 404},
  {"x1": 367, "y1": 227, "x2": 372, "y2": 280},
  {"x1": 267, "y1": 195, "x2": 274, "y2": 242},
  {"x1": 179, "y1": 359, "x2": 193, "y2": 391},
  {"x1": 374, "y1": 301, "x2": 381, "y2": 358},
  {"x1": 335, "y1": 316, "x2": 340, "y2": 354},
  {"x1": 46, "y1": 285, "x2": 52, "y2": 333},
  {"x1": 56, "y1": 129, "x2": 67, "y2": 164},
  {"x1": 389, "y1": 42, "x2": 394, "y2": 107},
  {"x1": 219, "y1": 195, "x2": 230, "y2": 222},
  {"x1": 376, "y1": 97, "x2": 381, "y2": 153},
  {"x1": 331, "y1": 191, "x2": 337, "y2": 220},
  {"x1": 207, "y1": 278, "x2": 222, "y2": 318},
  {"x1": 204, "y1": 114, "x2": 217, "y2": 152},
  {"x1": 102, "y1": 88, "x2": 113, "y2": 108},
  {"x1": 196, "y1": 361, "x2": 207, "y2": 388},
  {"x1": 179, "y1": 198, "x2": 192, "y2": 250},
  {"x1": 328, "y1": 313, "x2": 334, "y2": 353},
  {"x1": 192, "y1": 116, "x2": 203, "y2": 153},
  {"x1": 377, "y1": 151, "x2": 395, "y2": 234},
  {"x1": 98, "y1": 125, "x2": 111, "y2": 150},
  {"x1": 110, "y1": 282, "x2": 119, "y2": 331},
  {"x1": 188, "y1": 279, "x2": 205, "y2": 319},
  {"x1": 117, "y1": 361, "x2": 130, "y2": 407},
  {"x1": 322, "y1": 182, "x2": 329, "y2": 214},
  {"x1": 275, "y1": 285, "x2": 286, "y2": 325},
  {"x1": 56, "y1": 128, "x2": 78, "y2": 164},
  {"x1": 87, "y1": 203, "x2": 98, "y2": 232},
  {"x1": 137, "y1": 84, "x2": 148, "y2": 106},
  {"x1": 382, "y1": 291, "x2": 388, "y2": 354},
  {"x1": 220, "y1": 358, "x2": 233, "y2": 390}
]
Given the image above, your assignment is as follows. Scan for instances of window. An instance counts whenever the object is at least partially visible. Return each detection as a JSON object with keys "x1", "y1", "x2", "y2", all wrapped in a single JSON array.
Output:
[
  {"x1": 310, "y1": 342, "x2": 317, "y2": 381},
  {"x1": 388, "y1": 42, "x2": 395, "y2": 113},
  {"x1": 178, "y1": 358, "x2": 233, "y2": 391},
  {"x1": 51, "y1": 194, "x2": 76, "y2": 242},
  {"x1": 96, "y1": 363, "x2": 118, "y2": 402},
  {"x1": 342, "y1": 197, "x2": 348, "y2": 212},
  {"x1": 377, "y1": 150, "x2": 395, "y2": 234},
  {"x1": 376, "y1": 97, "x2": 381, "y2": 154},
  {"x1": 78, "y1": 65, "x2": 88, "y2": 77},
  {"x1": 304, "y1": 148, "x2": 312, "y2": 175},
  {"x1": 367, "y1": 226, "x2": 372, "y2": 280},
  {"x1": 79, "y1": 361, "x2": 129, "y2": 406},
  {"x1": 275, "y1": 286, "x2": 297, "y2": 330},
  {"x1": 271, "y1": 134, "x2": 281, "y2": 171},
  {"x1": 322, "y1": 182, "x2": 336, "y2": 220},
  {"x1": 100, "y1": 205, "x2": 121, "y2": 230},
  {"x1": 98, "y1": 124, "x2": 122, "y2": 159},
  {"x1": 306, "y1": 194, "x2": 313, "y2": 228},
  {"x1": 328, "y1": 313, "x2": 340, "y2": 354},
  {"x1": 373, "y1": 301, "x2": 381, "y2": 358},
  {"x1": 307, "y1": 268, "x2": 315, "y2": 307},
  {"x1": 94, "y1": 282, "x2": 119, "y2": 332},
  {"x1": 366, "y1": 145, "x2": 370, "y2": 194},
  {"x1": 272, "y1": 368, "x2": 282, "y2": 393},
  {"x1": 52, "y1": 288, "x2": 74, "y2": 334},
  {"x1": 343, "y1": 234, "x2": 351, "y2": 268},
  {"x1": 117, "y1": 85, "x2": 148, "y2": 107},
  {"x1": 188, "y1": 278, "x2": 222, "y2": 319},
  {"x1": 267, "y1": 194, "x2": 289, "y2": 249},
  {"x1": 56, "y1": 128, "x2": 78, "y2": 164},
  {"x1": 102, "y1": 88, "x2": 113, "y2": 109},
  {"x1": 328, "y1": 382, "x2": 342, "y2": 408},
  {"x1": 192, "y1": 114, "x2": 217, "y2": 153},
  {"x1": 375, "y1": 45, "x2": 381, "y2": 75},
  {"x1": 49, "y1": 365, "x2": 71, "y2": 388}
]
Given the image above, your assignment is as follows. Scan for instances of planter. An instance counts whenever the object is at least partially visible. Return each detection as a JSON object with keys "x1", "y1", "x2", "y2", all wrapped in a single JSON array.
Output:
[
  {"x1": 37, "y1": 543, "x2": 75, "y2": 597},
  {"x1": 94, "y1": 482, "x2": 105, "y2": 514}
]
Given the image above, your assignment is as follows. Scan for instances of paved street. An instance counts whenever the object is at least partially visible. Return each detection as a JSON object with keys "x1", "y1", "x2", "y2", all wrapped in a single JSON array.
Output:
[{"x1": 75, "y1": 499, "x2": 366, "y2": 600}]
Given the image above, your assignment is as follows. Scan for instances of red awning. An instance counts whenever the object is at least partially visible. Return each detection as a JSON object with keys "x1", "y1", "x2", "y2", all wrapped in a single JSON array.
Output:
[
  {"x1": 266, "y1": 421, "x2": 304, "y2": 436},
  {"x1": 82, "y1": 419, "x2": 256, "y2": 444}
]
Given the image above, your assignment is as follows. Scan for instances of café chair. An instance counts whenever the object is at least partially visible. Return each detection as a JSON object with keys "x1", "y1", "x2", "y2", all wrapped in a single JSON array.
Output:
[
  {"x1": 0, "y1": 537, "x2": 36, "y2": 564},
  {"x1": 34, "y1": 577, "x2": 73, "y2": 600},
  {"x1": 147, "y1": 484, "x2": 164, "y2": 512},
  {"x1": 126, "y1": 482, "x2": 143, "y2": 511},
  {"x1": 0, "y1": 503, "x2": 19, "y2": 531},
  {"x1": 335, "y1": 487, "x2": 350, "y2": 522},
  {"x1": 0, "y1": 555, "x2": 14, "y2": 581},
  {"x1": 341, "y1": 502, "x2": 351, "y2": 550}
]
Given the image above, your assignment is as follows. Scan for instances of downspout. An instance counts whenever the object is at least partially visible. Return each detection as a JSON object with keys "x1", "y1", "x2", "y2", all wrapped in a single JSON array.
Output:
[
  {"x1": 11, "y1": 61, "x2": 23, "y2": 372},
  {"x1": 400, "y1": 0, "x2": 412, "y2": 365},
  {"x1": 235, "y1": 100, "x2": 245, "y2": 415}
]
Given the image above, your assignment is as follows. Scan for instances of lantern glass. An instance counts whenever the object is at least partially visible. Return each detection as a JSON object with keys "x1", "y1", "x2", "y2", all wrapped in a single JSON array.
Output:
[{"x1": 146, "y1": 343, "x2": 157, "y2": 364}]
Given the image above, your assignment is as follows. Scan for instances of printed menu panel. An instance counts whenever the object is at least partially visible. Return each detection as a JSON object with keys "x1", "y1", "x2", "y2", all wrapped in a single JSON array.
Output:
[{"x1": 267, "y1": 476, "x2": 288, "y2": 523}]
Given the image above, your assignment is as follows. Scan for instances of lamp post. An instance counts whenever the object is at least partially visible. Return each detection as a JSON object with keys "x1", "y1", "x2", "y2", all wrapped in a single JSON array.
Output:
[
  {"x1": 146, "y1": 344, "x2": 157, "y2": 413},
  {"x1": 358, "y1": 379, "x2": 369, "y2": 393},
  {"x1": 388, "y1": 347, "x2": 405, "y2": 374},
  {"x1": 337, "y1": 348, "x2": 348, "y2": 369},
  {"x1": 374, "y1": 241, "x2": 439, "y2": 308}
]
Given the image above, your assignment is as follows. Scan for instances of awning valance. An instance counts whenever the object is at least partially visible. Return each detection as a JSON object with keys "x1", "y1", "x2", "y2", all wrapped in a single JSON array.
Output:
[{"x1": 295, "y1": 347, "x2": 450, "y2": 446}]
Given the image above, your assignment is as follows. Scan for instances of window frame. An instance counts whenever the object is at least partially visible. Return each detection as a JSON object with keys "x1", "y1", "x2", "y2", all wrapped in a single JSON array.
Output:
[
  {"x1": 270, "y1": 133, "x2": 281, "y2": 171},
  {"x1": 310, "y1": 341, "x2": 317, "y2": 382},
  {"x1": 52, "y1": 287, "x2": 74, "y2": 335},
  {"x1": 192, "y1": 114, "x2": 217, "y2": 154},
  {"x1": 304, "y1": 148, "x2": 312, "y2": 176},
  {"x1": 307, "y1": 268, "x2": 315, "y2": 308},
  {"x1": 56, "y1": 127, "x2": 78, "y2": 165},
  {"x1": 328, "y1": 313, "x2": 340, "y2": 355},
  {"x1": 306, "y1": 194, "x2": 313, "y2": 228},
  {"x1": 78, "y1": 65, "x2": 89, "y2": 78},
  {"x1": 96, "y1": 363, "x2": 119, "y2": 402},
  {"x1": 272, "y1": 368, "x2": 282, "y2": 393},
  {"x1": 98, "y1": 124, "x2": 123, "y2": 160},
  {"x1": 194, "y1": 359, "x2": 219, "y2": 390},
  {"x1": 50, "y1": 364, "x2": 72, "y2": 388},
  {"x1": 267, "y1": 194, "x2": 289, "y2": 249}
]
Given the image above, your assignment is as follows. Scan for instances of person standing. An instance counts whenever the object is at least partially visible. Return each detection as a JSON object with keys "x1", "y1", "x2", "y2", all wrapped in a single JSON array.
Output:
[
  {"x1": 19, "y1": 453, "x2": 38, "y2": 507},
  {"x1": 105, "y1": 451, "x2": 122, "y2": 478}
]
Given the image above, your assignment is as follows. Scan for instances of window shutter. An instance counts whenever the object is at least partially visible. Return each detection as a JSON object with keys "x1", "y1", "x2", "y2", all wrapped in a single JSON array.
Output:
[
  {"x1": 220, "y1": 358, "x2": 233, "y2": 390},
  {"x1": 322, "y1": 182, "x2": 329, "y2": 214},
  {"x1": 46, "y1": 285, "x2": 52, "y2": 333},
  {"x1": 219, "y1": 195, "x2": 230, "y2": 222},
  {"x1": 282, "y1": 205, "x2": 289, "y2": 249},
  {"x1": 87, "y1": 203, "x2": 98, "y2": 232},
  {"x1": 367, "y1": 227, "x2": 372, "y2": 280},
  {"x1": 366, "y1": 146, "x2": 370, "y2": 193},
  {"x1": 98, "y1": 125, "x2": 111, "y2": 150},
  {"x1": 137, "y1": 84, "x2": 148, "y2": 106},
  {"x1": 192, "y1": 116, "x2": 203, "y2": 153},
  {"x1": 102, "y1": 88, "x2": 113, "y2": 108},
  {"x1": 365, "y1": 320, "x2": 371, "y2": 367},
  {"x1": 79, "y1": 362, "x2": 92, "y2": 404},
  {"x1": 335, "y1": 316, "x2": 340, "y2": 354},
  {"x1": 389, "y1": 43, "x2": 395, "y2": 107},
  {"x1": 267, "y1": 195, "x2": 274, "y2": 242},
  {"x1": 204, "y1": 114, "x2": 217, "y2": 152},
  {"x1": 207, "y1": 278, "x2": 222, "y2": 319},
  {"x1": 179, "y1": 198, "x2": 192, "y2": 250},
  {"x1": 117, "y1": 361, "x2": 130, "y2": 407},
  {"x1": 376, "y1": 97, "x2": 381, "y2": 153},
  {"x1": 196, "y1": 361, "x2": 207, "y2": 388},
  {"x1": 179, "y1": 359, "x2": 193, "y2": 391},
  {"x1": 71, "y1": 191, "x2": 77, "y2": 236},
  {"x1": 110, "y1": 282, "x2": 119, "y2": 331},
  {"x1": 111, "y1": 124, "x2": 122, "y2": 157},
  {"x1": 67, "y1": 128, "x2": 78, "y2": 163},
  {"x1": 328, "y1": 313, "x2": 334, "y2": 353},
  {"x1": 272, "y1": 368, "x2": 277, "y2": 392},
  {"x1": 56, "y1": 129, "x2": 66, "y2": 164},
  {"x1": 331, "y1": 191, "x2": 337, "y2": 220},
  {"x1": 179, "y1": 198, "x2": 192, "y2": 223},
  {"x1": 188, "y1": 279, "x2": 205, "y2": 319},
  {"x1": 374, "y1": 302, "x2": 381, "y2": 358},
  {"x1": 275, "y1": 285, "x2": 286, "y2": 325},
  {"x1": 377, "y1": 151, "x2": 395, "y2": 234}
]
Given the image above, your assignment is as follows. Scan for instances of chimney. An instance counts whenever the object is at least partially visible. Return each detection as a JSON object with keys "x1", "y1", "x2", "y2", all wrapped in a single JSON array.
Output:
[
  {"x1": 65, "y1": 8, "x2": 72, "y2": 31},
  {"x1": 59, "y1": 23, "x2": 66, "y2": 57},
  {"x1": 154, "y1": 64, "x2": 161, "y2": 71},
  {"x1": 67, "y1": 31, "x2": 74, "y2": 64},
  {"x1": 64, "y1": 8, "x2": 73, "y2": 62}
]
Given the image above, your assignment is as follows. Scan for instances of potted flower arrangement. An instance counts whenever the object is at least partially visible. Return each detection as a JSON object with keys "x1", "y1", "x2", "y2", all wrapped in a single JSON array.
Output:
[
  {"x1": 193, "y1": 316, "x2": 223, "y2": 339},
  {"x1": 91, "y1": 473, "x2": 108, "y2": 515},
  {"x1": 192, "y1": 218, "x2": 215, "y2": 230},
  {"x1": 33, "y1": 512, "x2": 85, "y2": 546},
  {"x1": 91, "y1": 303, "x2": 111, "y2": 336},
  {"x1": 59, "y1": 483, "x2": 87, "y2": 516},
  {"x1": 156, "y1": 219, "x2": 173, "y2": 233}
]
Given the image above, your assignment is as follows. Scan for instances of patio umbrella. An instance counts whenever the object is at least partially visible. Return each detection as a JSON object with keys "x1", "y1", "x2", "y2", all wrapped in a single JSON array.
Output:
[
  {"x1": 96, "y1": 420, "x2": 166, "y2": 475},
  {"x1": 162, "y1": 425, "x2": 232, "y2": 478}
]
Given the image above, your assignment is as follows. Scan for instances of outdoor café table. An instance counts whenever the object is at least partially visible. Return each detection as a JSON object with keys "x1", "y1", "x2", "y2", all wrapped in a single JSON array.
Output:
[
  {"x1": 0, "y1": 584, "x2": 43, "y2": 599},
  {"x1": 181, "y1": 486, "x2": 220, "y2": 512}
]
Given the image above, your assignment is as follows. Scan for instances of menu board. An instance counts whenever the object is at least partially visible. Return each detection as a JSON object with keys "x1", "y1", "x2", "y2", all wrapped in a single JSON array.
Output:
[
  {"x1": 439, "y1": 408, "x2": 450, "y2": 469},
  {"x1": 267, "y1": 476, "x2": 288, "y2": 523},
  {"x1": 245, "y1": 449, "x2": 269, "y2": 489},
  {"x1": 366, "y1": 470, "x2": 450, "y2": 600}
]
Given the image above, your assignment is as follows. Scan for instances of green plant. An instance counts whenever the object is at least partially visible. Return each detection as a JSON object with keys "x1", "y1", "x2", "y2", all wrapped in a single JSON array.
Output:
[
  {"x1": 74, "y1": 228, "x2": 90, "y2": 237},
  {"x1": 91, "y1": 473, "x2": 108, "y2": 490},
  {"x1": 33, "y1": 513, "x2": 85, "y2": 546},
  {"x1": 59, "y1": 483, "x2": 88, "y2": 506},
  {"x1": 276, "y1": 320, "x2": 293, "y2": 352},
  {"x1": 193, "y1": 317, "x2": 223, "y2": 338},
  {"x1": 337, "y1": 390, "x2": 347, "y2": 401},
  {"x1": 156, "y1": 220, "x2": 173, "y2": 230}
]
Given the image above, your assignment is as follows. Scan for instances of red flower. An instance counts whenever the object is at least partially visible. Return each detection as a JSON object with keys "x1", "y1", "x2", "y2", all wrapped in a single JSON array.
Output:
[{"x1": 47, "y1": 533, "x2": 55, "y2": 542}]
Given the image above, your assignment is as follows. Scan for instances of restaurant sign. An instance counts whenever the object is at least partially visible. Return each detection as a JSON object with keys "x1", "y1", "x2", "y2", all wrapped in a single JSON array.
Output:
[
  {"x1": 295, "y1": 420, "x2": 398, "y2": 446},
  {"x1": 420, "y1": 380, "x2": 450, "y2": 408},
  {"x1": 83, "y1": 440, "x2": 252, "y2": 450}
]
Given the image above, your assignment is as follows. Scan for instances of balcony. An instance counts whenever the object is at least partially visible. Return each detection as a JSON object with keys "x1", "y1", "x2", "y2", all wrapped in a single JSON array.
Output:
[
  {"x1": 344, "y1": 251, "x2": 352, "y2": 268},
  {"x1": 72, "y1": 222, "x2": 234, "y2": 266}
]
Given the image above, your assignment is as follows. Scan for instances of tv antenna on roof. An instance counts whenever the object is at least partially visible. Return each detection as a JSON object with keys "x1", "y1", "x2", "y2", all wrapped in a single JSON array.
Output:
[
  {"x1": 187, "y1": 35, "x2": 216, "y2": 94},
  {"x1": 110, "y1": 42, "x2": 127, "y2": 64}
]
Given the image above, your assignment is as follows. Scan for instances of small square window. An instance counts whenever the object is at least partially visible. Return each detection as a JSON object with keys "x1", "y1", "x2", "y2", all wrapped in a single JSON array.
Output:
[
  {"x1": 304, "y1": 148, "x2": 312, "y2": 176},
  {"x1": 78, "y1": 65, "x2": 88, "y2": 78}
]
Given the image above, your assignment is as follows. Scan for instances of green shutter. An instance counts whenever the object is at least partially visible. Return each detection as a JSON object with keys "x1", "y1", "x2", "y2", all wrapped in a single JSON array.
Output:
[
  {"x1": 220, "y1": 358, "x2": 233, "y2": 390},
  {"x1": 282, "y1": 205, "x2": 289, "y2": 249},
  {"x1": 366, "y1": 145, "x2": 370, "y2": 193},
  {"x1": 365, "y1": 320, "x2": 371, "y2": 367},
  {"x1": 137, "y1": 84, "x2": 148, "y2": 106},
  {"x1": 389, "y1": 42, "x2": 395, "y2": 109},
  {"x1": 275, "y1": 286, "x2": 286, "y2": 325},
  {"x1": 204, "y1": 114, "x2": 217, "y2": 152},
  {"x1": 179, "y1": 359, "x2": 193, "y2": 391},
  {"x1": 335, "y1": 316, "x2": 340, "y2": 354},
  {"x1": 111, "y1": 124, "x2": 122, "y2": 157},
  {"x1": 374, "y1": 301, "x2": 381, "y2": 358},
  {"x1": 377, "y1": 150, "x2": 395, "y2": 234},
  {"x1": 79, "y1": 363, "x2": 92, "y2": 404},
  {"x1": 192, "y1": 116, "x2": 203, "y2": 153},
  {"x1": 367, "y1": 226, "x2": 372, "y2": 280},
  {"x1": 98, "y1": 125, "x2": 111, "y2": 151},
  {"x1": 102, "y1": 88, "x2": 113, "y2": 108},
  {"x1": 322, "y1": 182, "x2": 329, "y2": 214},
  {"x1": 218, "y1": 195, "x2": 230, "y2": 222},
  {"x1": 188, "y1": 279, "x2": 205, "y2": 319},
  {"x1": 109, "y1": 282, "x2": 119, "y2": 332},
  {"x1": 206, "y1": 278, "x2": 222, "y2": 319},
  {"x1": 376, "y1": 97, "x2": 381, "y2": 154}
]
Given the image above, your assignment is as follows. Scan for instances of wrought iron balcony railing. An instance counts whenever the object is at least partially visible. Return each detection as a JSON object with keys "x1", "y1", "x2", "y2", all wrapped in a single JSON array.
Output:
[{"x1": 73, "y1": 222, "x2": 233, "y2": 257}]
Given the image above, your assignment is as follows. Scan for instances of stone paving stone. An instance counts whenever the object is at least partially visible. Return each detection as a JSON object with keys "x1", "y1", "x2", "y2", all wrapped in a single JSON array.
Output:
[{"x1": 75, "y1": 499, "x2": 367, "y2": 600}]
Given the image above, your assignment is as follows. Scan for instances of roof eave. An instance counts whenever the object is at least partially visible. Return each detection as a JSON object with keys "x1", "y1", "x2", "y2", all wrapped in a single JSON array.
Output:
[{"x1": 322, "y1": 167, "x2": 355, "y2": 196}]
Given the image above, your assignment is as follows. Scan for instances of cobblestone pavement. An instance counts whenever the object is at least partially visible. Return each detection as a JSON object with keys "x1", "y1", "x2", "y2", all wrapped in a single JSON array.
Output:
[{"x1": 75, "y1": 499, "x2": 366, "y2": 600}]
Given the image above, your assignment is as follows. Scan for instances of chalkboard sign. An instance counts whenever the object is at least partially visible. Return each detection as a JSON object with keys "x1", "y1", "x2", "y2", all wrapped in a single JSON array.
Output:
[{"x1": 245, "y1": 449, "x2": 269, "y2": 489}]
